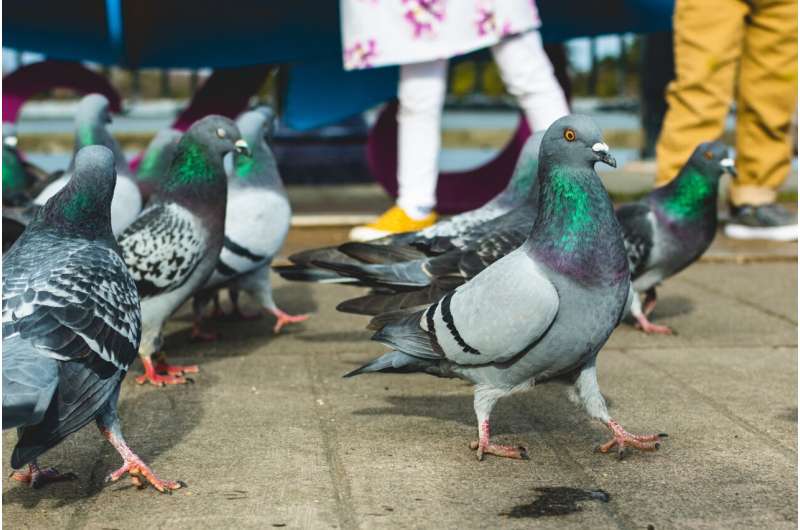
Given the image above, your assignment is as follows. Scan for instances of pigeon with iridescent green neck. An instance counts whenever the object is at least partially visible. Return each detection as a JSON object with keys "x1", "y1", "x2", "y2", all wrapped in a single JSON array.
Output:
[
  {"x1": 192, "y1": 107, "x2": 308, "y2": 336},
  {"x1": 3, "y1": 145, "x2": 184, "y2": 492},
  {"x1": 347, "y1": 115, "x2": 666, "y2": 461},
  {"x1": 617, "y1": 141, "x2": 735, "y2": 334},
  {"x1": 2, "y1": 129, "x2": 52, "y2": 207},
  {"x1": 274, "y1": 131, "x2": 544, "y2": 283},
  {"x1": 119, "y1": 116, "x2": 249, "y2": 386},
  {"x1": 135, "y1": 129, "x2": 182, "y2": 203},
  {"x1": 32, "y1": 94, "x2": 142, "y2": 235}
]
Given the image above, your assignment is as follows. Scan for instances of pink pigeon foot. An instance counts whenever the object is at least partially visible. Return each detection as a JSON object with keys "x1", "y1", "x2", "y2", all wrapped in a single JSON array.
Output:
[
  {"x1": 469, "y1": 420, "x2": 529, "y2": 461},
  {"x1": 596, "y1": 419, "x2": 667, "y2": 460},
  {"x1": 10, "y1": 463, "x2": 77, "y2": 489},
  {"x1": 269, "y1": 308, "x2": 309, "y2": 333}
]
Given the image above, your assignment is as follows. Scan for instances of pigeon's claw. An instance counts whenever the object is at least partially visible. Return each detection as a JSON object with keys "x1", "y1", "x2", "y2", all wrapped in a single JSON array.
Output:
[
  {"x1": 597, "y1": 419, "x2": 665, "y2": 460},
  {"x1": 469, "y1": 440, "x2": 529, "y2": 461},
  {"x1": 10, "y1": 463, "x2": 77, "y2": 489},
  {"x1": 269, "y1": 308, "x2": 310, "y2": 333},
  {"x1": 135, "y1": 356, "x2": 196, "y2": 386},
  {"x1": 105, "y1": 455, "x2": 185, "y2": 494},
  {"x1": 633, "y1": 313, "x2": 674, "y2": 335},
  {"x1": 470, "y1": 420, "x2": 529, "y2": 461}
]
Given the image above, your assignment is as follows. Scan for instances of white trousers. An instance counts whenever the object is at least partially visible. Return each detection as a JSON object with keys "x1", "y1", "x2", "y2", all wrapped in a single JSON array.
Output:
[{"x1": 396, "y1": 30, "x2": 569, "y2": 218}]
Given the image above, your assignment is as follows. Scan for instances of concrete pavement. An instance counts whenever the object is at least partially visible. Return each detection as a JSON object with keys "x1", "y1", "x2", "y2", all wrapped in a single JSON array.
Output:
[{"x1": 2, "y1": 236, "x2": 797, "y2": 529}]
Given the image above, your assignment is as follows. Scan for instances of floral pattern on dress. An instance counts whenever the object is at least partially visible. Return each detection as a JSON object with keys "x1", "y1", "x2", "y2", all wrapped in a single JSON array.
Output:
[
  {"x1": 344, "y1": 39, "x2": 378, "y2": 69},
  {"x1": 475, "y1": 1, "x2": 496, "y2": 36},
  {"x1": 403, "y1": 0, "x2": 446, "y2": 38}
]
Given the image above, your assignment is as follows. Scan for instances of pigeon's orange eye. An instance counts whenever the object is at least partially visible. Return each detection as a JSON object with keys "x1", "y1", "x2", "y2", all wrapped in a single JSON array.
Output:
[
  {"x1": 564, "y1": 128, "x2": 576, "y2": 142},
  {"x1": 704, "y1": 150, "x2": 714, "y2": 160}
]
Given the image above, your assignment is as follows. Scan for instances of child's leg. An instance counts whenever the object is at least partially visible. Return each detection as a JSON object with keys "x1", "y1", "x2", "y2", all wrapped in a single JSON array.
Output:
[{"x1": 491, "y1": 30, "x2": 569, "y2": 132}]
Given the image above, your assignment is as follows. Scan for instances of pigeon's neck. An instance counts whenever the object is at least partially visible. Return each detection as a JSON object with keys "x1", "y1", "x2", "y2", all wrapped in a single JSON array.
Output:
[
  {"x1": 161, "y1": 140, "x2": 225, "y2": 196},
  {"x1": 654, "y1": 166, "x2": 718, "y2": 222},
  {"x1": 71, "y1": 123, "x2": 128, "y2": 174},
  {"x1": 136, "y1": 143, "x2": 171, "y2": 183},
  {"x1": 502, "y1": 155, "x2": 540, "y2": 204},
  {"x1": 231, "y1": 144, "x2": 282, "y2": 189},
  {"x1": 528, "y1": 165, "x2": 628, "y2": 286},
  {"x1": 38, "y1": 180, "x2": 113, "y2": 241},
  {"x1": 3, "y1": 147, "x2": 30, "y2": 192}
]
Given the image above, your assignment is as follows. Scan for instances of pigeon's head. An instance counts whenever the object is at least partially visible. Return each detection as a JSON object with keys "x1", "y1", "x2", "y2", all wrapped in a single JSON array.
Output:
[
  {"x1": 236, "y1": 107, "x2": 277, "y2": 148},
  {"x1": 687, "y1": 141, "x2": 736, "y2": 180},
  {"x1": 42, "y1": 145, "x2": 116, "y2": 236},
  {"x1": 539, "y1": 114, "x2": 616, "y2": 170},
  {"x1": 76, "y1": 93, "x2": 113, "y2": 126},
  {"x1": 187, "y1": 115, "x2": 250, "y2": 160}
]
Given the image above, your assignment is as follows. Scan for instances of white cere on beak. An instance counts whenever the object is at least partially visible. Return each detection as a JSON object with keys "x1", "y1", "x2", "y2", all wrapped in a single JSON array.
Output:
[
  {"x1": 216, "y1": 127, "x2": 227, "y2": 139},
  {"x1": 4, "y1": 135, "x2": 18, "y2": 148},
  {"x1": 592, "y1": 142, "x2": 610, "y2": 154},
  {"x1": 720, "y1": 158, "x2": 735, "y2": 169}
]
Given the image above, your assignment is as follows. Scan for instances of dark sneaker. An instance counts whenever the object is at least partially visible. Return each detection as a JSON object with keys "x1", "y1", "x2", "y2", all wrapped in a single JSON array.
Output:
[{"x1": 724, "y1": 203, "x2": 798, "y2": 241}]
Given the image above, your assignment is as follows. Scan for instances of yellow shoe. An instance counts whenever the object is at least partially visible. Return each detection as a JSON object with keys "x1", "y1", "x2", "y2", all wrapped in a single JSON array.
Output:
[{"x1": 349, "y1": 206, "x2": 438, "y2": 241}]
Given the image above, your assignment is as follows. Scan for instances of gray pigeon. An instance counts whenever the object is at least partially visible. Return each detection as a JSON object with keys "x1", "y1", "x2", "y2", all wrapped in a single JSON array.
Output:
[
  {"x1": 135, "y1": 128, "x2": 183, "y2": 203},
  {"x1": 274, "y1": 131, "x2": 544, "y2": 283},
  {"x1": 118, "y1": 116, "x2": 249, "y2": 386},
  {"x1": 33, "y1": 94, "x2": 143, "y2": 236},
  {"x1": 192, "y1": 107, "x2": 308, "y2": 337},
  {"x1": 617, "y1": 141, "x2": 735, "y2": 334},
  {"x1": 3, "y1": 145, "x2": 183, "y2": 492},
  {"x1": 346, "y1": 115, "x2": 665, "y2": 460}
]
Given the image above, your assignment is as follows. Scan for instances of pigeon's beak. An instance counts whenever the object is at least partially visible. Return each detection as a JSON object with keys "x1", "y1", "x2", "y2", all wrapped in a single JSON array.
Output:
[
  {"x1": 592, "y1": 142, "x2": 617, "y2": 168},
  {"x1": 720, "y1": 157, "x2": 737, "y2": 178},
  {"x1": 235, "y1": 139, "x2": 251, "y2": 156},
  {"x1": 3, "y1": 135, "x2": 18, "y2": 148}
]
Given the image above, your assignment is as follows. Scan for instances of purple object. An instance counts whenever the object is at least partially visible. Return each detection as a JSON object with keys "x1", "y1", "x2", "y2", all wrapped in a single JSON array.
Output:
[{"x1": 367, "y1": 100, "x2": 532, "y2": 215}]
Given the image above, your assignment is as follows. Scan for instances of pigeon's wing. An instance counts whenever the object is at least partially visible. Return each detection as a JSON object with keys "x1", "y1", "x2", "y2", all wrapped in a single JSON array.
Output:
[
  {"x1": 616, "y1": 202, "x2": 655, "y2": 280},
  {"x1": 374, "y1": 250, "x2": 559, "y2": 367},
  {"x1": 456, "y1": 210, "x2": 533, "y2": 278},
  {"x1": 119, "y1": 202, "x2": 208, "y2": 299},
  {"x1": 2, "y1": 235, "x2": 141, "y2": 371}
]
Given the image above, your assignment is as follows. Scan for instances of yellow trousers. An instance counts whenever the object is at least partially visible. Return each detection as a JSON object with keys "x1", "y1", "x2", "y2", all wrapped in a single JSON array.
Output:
[{"x1": 655, "y1": 0, "x2": 798, "y2": 205}]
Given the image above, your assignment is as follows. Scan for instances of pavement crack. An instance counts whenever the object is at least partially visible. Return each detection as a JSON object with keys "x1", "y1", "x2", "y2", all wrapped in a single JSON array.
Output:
[{"x1": 303, "y1": 354, "x2": 359, "y2": 530}]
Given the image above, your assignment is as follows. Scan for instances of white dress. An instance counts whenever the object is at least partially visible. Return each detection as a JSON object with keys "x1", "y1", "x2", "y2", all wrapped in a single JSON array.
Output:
[{"x1": 340, "y1": 0, "x2": 542, "y2": 70}]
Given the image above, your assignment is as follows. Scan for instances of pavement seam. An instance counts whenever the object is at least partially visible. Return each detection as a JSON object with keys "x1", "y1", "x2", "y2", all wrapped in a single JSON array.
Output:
[
  {"x1": 303, "y1": 354, "x2": 359, "y2": 530},
  {"x1": 619, "y1": 348, "x2": 797, "y2": 459},
  {"x1": 679, "y1": 276, "x2": 798, "y2": 326}
]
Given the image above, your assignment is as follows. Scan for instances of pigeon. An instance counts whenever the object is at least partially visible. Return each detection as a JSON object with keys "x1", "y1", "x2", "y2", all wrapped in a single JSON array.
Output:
[
  {"x1": 192, "y1": 107, "x2": 308, "y2": 337},
  {"x1": 618, "y1": 141, "x2": 735, "y2": 334},
  {"x1": 135, "y1": 128, "x2": 183, "y2": 203},
  {"x1": 3, "y1": 145, "x2": 183, "y2": 492},
  {"x1": 346, "y1": 115, "x2": 666, "y2": 460},
  {"x1": 2, "y1": 130, "x2": 52, "y2": 207},
  {"x1": 31, "y1": 94, "x2": 142, "y2": 236},
  {"x1": 274, "y1": 131, "x2": 544, "y2": 283},
  {"x1": 118, "y1": 116, "x2": 249, "y2": 386}
]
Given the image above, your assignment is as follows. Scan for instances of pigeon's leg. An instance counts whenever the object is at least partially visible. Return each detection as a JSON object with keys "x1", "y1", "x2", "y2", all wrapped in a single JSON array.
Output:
[
  {"x1": 228, "y1": 286, "x2": 262, "y2": 320},
  {"x1": 238, "y1": 267, "x2": 309, "y2": 332},
  {"x1": 190, "y1": 294, "x2": 220, "y2": 342},
  {"x1": 630, "y1": 290, "x2": 673, "y2": 335},
  {"x1": 96, "y1": 402, "x2": 185, "y2": 493},
  {"x1": 643, "y1": 287, "x2": 658, "y2": 317},
  {"x1": 574, "y1": 359, "x2": 666, "y2": 460},
  {"x1": 469, "y1": 386, "x2": 528, "y2": 461},
  {"x1": 211, "y1": 292, "x2": 225, "y2": 319},
  {"x1": 134, "y1": 355, "x2": 195, "y2": 386},
  {"x1": 10, "y1": 459, "x2": 77, "y2": 489}
]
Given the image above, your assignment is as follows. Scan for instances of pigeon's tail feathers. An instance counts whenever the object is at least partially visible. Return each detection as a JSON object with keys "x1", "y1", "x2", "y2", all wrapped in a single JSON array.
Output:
[
  {"x1": 338, "y1": 241, "x2": 427, "y2": 264},
  {"x1": 343, "y1": 350, "x2": 437, "y2": 378},
  {"x1": 369, "y1": 309, "x2": 443, "y2": 362},
  {"x1": 312, "y1": 259, "x2": 431, "y2": 288},
  {"x1": 423, "y1": 251, "x2": 464, "y2": 278},
  {"x1": 2, "y1": 337, "x2": 59, "y2": 431},
  {"x1": 337, "y1": 280, "x2": 460, "y2": 316},
  {"x1": 272, "y1": 264, "x2": 358, "y2": 284},
  {"x1": 11, "y1": 354, "x2": 122, "y2": 469}
]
